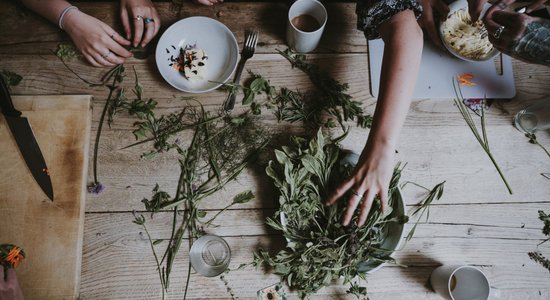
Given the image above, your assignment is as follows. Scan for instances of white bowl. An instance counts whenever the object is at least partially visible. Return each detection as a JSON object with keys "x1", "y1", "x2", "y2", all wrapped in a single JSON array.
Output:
[
  {"x1": 439, "y1": 0, "x2": 499, "y2": 62},
  {"x1": 155, "y1": 16, "x2": 239, "y2": 93}
]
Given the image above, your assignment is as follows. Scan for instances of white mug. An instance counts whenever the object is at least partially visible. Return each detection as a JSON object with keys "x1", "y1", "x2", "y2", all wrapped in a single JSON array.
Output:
[
  {"x1": 430, "y1": 265, "x2": 491, "y2": 300},
  {"x1": 286, "y1": 0, "x2": 327, "y2": 53}
]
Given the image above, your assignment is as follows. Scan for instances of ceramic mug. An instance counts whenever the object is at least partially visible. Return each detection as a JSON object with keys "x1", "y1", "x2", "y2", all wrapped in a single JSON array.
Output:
[
  {"x1": 430, "y1": 265, "x2": 491, "y2": 300},
  {"x1": 286, "y1": 0, "x2": 327, "y2": 53}
]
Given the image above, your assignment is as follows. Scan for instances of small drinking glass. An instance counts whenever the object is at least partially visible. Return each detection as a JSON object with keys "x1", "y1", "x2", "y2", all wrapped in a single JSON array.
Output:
[
  {"x1": 514, "y1": 98, "x2": 550, "y2": 134},
  {"x1": 189, "y1": 234, "x2": 231, "y2": 277}
]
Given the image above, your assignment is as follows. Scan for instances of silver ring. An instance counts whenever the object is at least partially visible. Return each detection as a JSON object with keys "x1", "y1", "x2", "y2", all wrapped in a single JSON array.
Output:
[
  {"x1": 101, "y1": 51, "x2": 111, "y2": 59},
  {"x1": 144, "y1": 17, "x2": 154, "y2": 24},
  {"x1": 493, "y1": 26, "x2": 505, "y2": 39},
  {"x1": 134, "y1": 15, "x2": 143, "y2": 21},
  {"x1": 351, "y1": 189, "x2": 364, "y2": 198}
]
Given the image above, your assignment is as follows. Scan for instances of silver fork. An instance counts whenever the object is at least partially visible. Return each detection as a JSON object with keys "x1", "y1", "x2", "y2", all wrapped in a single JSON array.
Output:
[{"x1": 223, "y1": 30, "x2": 259, "y2": 111}]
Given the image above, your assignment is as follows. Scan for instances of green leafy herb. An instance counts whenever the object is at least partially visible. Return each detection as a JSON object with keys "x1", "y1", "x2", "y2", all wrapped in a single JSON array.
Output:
[
  {"x1": 347, "y1": 281, "x2": 368, "y2": 299},
  {"x1": 133, "y1": 105, "x2": 270, "y2": 294},
  {"x1": 525, "y1": 133, "x2": 550, "y2": 159},
  {"x1": 90, "y1": 64, "x2": 126, "y2": 188},
  {"x1": 278, "y1": 49, "x2": 373, "y2": 129},
  {"x1": 132, "y1": 213, "x2": 166, "y2": 299},
  {"x1": 529, "y1": 211, "x2": 550, "y2": 273},
  {"x1": 55, "y1": 43, "x2": 78, "y2": 61},
  {"x1": 128, "y1": 46, "x2": 149, "y2": 60},
  {"x1": 453, "y1": 80, "x2": 513, "y2": 194},
  {"x1": 0, "y1": 70, "x2": 22, "y2": 91},
  {"x1": 254, "y1": 129, "x2": 406, "y2": 299},
  {"x1": 528, "y1": 252, "x2": 550, "y2": 272},
  {"x1": 402, "y1": 181, "x2": 446, "y2": 242}
]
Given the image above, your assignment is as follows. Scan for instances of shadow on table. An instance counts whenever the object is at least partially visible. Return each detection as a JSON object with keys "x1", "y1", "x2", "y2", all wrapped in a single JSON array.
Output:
[{"x1": 398, "y1": 252, "x2": 442, "y2": 292}]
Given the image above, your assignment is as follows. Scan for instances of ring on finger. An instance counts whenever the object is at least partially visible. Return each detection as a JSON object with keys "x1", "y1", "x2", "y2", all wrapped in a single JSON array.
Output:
[
  {"x1": 350, "y1": 189, "x2": 364, "y2": 198},
  {"x1": 493, "y1": 26, "x2": 505, "y2": 39},
  {"x1": 109, "y1": 33, "x2": 115, "y2": 39},
  {"x1": 101, "y1": 51, "x2": 111, "y2": 59},
  {"x1": 144, "y1": 17, "x2": 155, "y2": 24},
  {"x1": 134, "y1": 15, "x2": 143, "y2": 21}
]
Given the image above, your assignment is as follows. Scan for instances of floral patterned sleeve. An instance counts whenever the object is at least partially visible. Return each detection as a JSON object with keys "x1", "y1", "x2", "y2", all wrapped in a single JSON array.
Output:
[{"x1": 356, "y1": 0, "x2": 423, "y2": 40}]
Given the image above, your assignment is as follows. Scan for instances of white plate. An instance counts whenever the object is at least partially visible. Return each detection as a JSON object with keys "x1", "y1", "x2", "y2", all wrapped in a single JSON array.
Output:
[{"x1": 155, "y1": 16, "x2": 239, "y2": 93}]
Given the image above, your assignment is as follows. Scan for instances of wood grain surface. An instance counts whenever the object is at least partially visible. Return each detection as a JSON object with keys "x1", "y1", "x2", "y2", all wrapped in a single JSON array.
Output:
[
  {"x1": 0, "y1": 95, "x2": 91, "y2": 300},
  {"x1": 0, "y1": 1, "x2": 549, "y2": 299}
]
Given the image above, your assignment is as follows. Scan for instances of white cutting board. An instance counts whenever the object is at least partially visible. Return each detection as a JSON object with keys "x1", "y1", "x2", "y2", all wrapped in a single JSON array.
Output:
[{"x1": 368, "y1": 39, "x2": 516, "y2": 99}]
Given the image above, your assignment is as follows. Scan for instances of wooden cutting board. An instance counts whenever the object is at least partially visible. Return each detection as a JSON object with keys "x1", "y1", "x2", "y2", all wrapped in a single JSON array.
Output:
[{"x1": 0, "y1": 95, "x2": 92, "y2": 300}]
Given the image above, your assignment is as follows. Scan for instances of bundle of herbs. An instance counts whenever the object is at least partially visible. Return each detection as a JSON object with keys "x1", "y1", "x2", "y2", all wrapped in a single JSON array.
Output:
[
  {"x1": 227, "y1": 49, "x2": 373, "y2": 130},
  {"x1": 132, "y1": 106, "x2": 270, "y2": 299},
  {"x1": 253, "y1": 130, "x2": 407, "y2": 299}
]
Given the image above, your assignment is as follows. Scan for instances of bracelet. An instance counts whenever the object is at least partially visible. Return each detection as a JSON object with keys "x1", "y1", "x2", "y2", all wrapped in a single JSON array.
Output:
[{"x1": 57, "y1": 5, "x2": 79, "y2": 30}]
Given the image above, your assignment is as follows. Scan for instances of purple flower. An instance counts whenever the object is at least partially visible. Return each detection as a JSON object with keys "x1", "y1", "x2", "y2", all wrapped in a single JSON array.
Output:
[{"x1": 87, "y1": 182, "x2": 105, "y2": 194}]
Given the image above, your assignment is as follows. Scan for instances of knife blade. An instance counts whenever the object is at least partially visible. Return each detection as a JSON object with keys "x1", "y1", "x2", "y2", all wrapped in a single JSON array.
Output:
[{"x1": 0, "y1": 77, "x2": 54, "y2": 201}]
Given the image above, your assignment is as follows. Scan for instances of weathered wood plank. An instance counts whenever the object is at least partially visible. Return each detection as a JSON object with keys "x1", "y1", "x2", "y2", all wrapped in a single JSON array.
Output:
[
  {"x1": 81, "y1": 121, "x2": 550, "y2": 212},
  {"x1": 84, "y1": 207, "x2": 550, "y2": 239},
  {"x1": 80, "y1": 223, "x2": 550, "y2": 299},
  {"x1": 0, "y1": 2, "x2": 366, "y2": 55}
]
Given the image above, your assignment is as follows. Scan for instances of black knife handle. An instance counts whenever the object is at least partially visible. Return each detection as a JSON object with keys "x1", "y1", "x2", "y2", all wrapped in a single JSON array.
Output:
[{"x1": 0, "y1": 76, "x2": 22, "y2": 117}]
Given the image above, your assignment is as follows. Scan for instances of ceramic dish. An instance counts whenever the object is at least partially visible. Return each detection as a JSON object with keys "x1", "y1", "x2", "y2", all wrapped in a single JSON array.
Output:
[
  {"x1": 155, "y1": 16, "x2": 239, "y2": 93},
  {"x1": 439, "y1": 0, "x2": 499, "y2": 62}
]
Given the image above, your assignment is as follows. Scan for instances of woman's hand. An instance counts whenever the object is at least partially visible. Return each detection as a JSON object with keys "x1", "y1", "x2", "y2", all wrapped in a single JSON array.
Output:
[
  {"x1": 418, "y1": 0, "x2": 450, "y2": 48},
  {"x1": 193, "y1": 0, "x2": 223, "y2": 6},
  {"x1": 484, "y1": 4, "x2": 550, "y2": 65},
  {"x1": 467, "y1": 0, "x2": 489, "y2": 21},
  {"x1": 120, "y1": 0, "x2": 161, "y2": 47},
  {"x1": 63, "y1": 10, "x2": 133, "y2": 67},
  {"x1": 326, "y1": 143, "x2": 395, "y2": 226},
  {"x1": 0, "y1": 268, "x2": 24, "y2": 300}
]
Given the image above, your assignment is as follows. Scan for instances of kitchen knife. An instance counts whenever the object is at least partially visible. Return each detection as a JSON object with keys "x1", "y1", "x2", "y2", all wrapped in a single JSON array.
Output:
[{"x1": 0, "y1": 77, "x2": 54, "y2": 201}]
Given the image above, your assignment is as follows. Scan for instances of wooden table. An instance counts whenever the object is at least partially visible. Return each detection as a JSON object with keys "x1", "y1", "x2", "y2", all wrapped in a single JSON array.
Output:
[{"x1": 1, "y1": 1, "x2": 550, "y2": 299}]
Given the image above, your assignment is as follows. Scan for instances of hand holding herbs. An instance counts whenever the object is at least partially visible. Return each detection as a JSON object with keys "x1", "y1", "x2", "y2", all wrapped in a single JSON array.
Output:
[
  {"x1": 254, "y1": 130, "x2": 407, "y2": 299},
  {"x1": 326, "y1": 141, "x2": 396, "y2": 227}
]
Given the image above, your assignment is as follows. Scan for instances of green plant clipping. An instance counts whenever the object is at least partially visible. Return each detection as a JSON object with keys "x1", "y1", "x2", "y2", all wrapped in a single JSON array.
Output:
[
  {"x1": 453, "y1": 79, "x2": 512, "y2": 194},
  {"x1": 0, "y1": 70, "x2": 22, "y2": 91},
  {"x1": 254, "y1": 130, "x2": 406, "y2": 299},
  {"x1": 529, "y1": 210, "x2": 550, "y2": 273}
]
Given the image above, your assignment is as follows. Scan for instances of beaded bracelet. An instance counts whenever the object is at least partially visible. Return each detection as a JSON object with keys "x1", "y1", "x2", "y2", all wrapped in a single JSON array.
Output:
[{"x1": 57, "y1": 5, "x2": 79, "y2": 30}]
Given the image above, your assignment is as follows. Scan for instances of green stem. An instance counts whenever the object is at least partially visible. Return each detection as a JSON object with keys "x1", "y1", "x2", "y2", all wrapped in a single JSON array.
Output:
[
  {"x1": 535, "y1": 140, "x2": 550, "y2": 158},
  {"x1": 140, "y1": 221, "x2": 165, "y2": 300},
  {"x1": 203, "y1": 203, "x2": 233, "y2": 226},
  {"x1": 92, "y1": 65, "x2": 123, "y2": 183},
  {"x1": 485, "y1": 150, "x2": 514, "y2": 194}
]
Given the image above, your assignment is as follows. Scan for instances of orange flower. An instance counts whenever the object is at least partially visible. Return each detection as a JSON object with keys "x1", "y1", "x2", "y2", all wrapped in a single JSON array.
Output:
[
  {"x1": 458, "y1": 73, "x2": 476, "y2": 86},
  {"x1": 4, "y1": 246, "x2": 25, "y2": 268}
]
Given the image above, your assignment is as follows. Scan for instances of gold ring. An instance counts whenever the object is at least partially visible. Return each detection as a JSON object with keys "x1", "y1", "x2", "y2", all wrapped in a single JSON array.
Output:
[{"x1": 134, "y1": 15, "x2": 143, "y2": 21}]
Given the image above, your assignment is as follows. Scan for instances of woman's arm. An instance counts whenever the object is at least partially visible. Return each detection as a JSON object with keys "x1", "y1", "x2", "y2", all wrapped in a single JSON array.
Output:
[
  {"x1": 19, "y1": 0, "x2": 161, "y2": 67},
  {"x1": 326, "y1": 9, "x2": 423, "y2": 226}
]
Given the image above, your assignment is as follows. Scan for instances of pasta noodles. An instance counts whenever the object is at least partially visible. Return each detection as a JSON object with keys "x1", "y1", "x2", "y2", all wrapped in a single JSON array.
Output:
[{"x1": 441, "y1": 9, "x2": 495, "y2": 60}]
